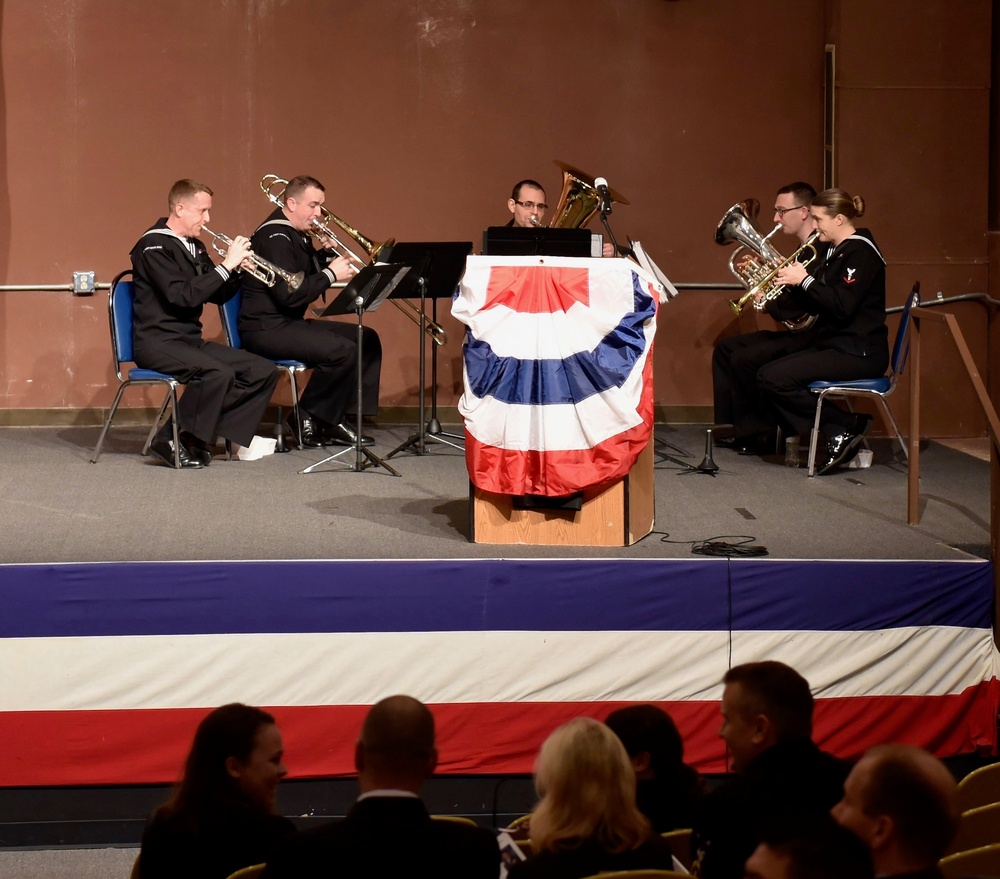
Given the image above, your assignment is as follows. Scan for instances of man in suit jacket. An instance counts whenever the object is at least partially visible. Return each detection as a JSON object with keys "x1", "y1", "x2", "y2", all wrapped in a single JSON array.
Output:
[
  {"x1": 693, "y1": 662, "x2": 850, "y2": 879},
  {"x1": 262, "y1": 695, "x2": 500, "y2": 879}
]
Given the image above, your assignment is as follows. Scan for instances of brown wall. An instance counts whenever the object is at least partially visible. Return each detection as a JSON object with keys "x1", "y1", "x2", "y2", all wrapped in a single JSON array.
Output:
[{"x1": 0, "y1": 0, "x2": 993, "y2": 435}]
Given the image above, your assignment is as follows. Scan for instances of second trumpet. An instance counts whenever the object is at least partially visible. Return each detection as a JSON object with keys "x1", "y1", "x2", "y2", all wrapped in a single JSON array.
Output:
[{"x1": 202, "y1": 225, "x2": 305, "y2": 291}]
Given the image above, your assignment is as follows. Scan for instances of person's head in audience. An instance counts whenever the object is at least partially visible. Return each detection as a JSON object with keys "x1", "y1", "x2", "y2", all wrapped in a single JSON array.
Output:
[
  {"x1": 530, "y1": 716, "x2": 651, "y2": 854},
  {"x1": 831, "y1": 743, "x2": 959, "y2": 876},
  {"x1": 355, "y1": 694, "x2": 438, "y2": 794},
  {"x1": 165, "y1": 703, "x2": 287, "y2": 818},
  {"x1": 605, "y1": 703, "x2": 689, "y2": 782},
  {"x1": 745, "y1": 814, "x2": 874, "y2": 879},
  {"x1": 720, "y1": 661, "x2": 814, "y2": 772}
]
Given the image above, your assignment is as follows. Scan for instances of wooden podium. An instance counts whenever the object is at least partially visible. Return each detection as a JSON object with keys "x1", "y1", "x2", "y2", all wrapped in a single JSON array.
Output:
[{"x1": 469, "y1": 442, "x2": 654, "y2": 547}]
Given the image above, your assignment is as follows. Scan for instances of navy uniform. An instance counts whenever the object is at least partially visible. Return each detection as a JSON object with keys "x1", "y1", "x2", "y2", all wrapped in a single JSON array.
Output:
[{"x1": 130, "y1": 221, "x2": 278, "y2": 449}]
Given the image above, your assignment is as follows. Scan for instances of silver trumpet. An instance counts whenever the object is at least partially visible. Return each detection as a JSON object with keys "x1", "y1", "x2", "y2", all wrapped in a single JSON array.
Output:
[{"x1": 202, "y1": 225, "x2": 305, "y2": 291}]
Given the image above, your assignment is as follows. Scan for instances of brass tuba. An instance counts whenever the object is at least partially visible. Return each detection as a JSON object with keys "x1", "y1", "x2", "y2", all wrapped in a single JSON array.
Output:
[
  {"x1": 259, "y1": 174, "x2": 446, "y2": 345},
  {"x1": 715, "y1": 199, "x2": 818, "y2": 333},
  {"x1": 546, "y1": 161, "x2": 630, "y2": 228}
]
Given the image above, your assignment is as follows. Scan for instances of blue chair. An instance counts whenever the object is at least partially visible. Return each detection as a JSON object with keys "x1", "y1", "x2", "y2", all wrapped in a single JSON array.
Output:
[
  {"x1": 219, "y1": 290, "x2": 307, "y2": 448},
  {"x1": 91, "y1": 271, "x2": 185, "y2": 468},
  {"x1": 806, "y1": 281, "x2": 920, "y2": 476}
]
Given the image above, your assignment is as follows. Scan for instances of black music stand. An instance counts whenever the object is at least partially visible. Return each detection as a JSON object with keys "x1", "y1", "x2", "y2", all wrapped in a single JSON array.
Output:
[
  {"x1": 300, "y1": 263, "x2": 409, "y2": 476},
  {"x1": 381, "y1": 241, "x2": 473, "y2": 459}
]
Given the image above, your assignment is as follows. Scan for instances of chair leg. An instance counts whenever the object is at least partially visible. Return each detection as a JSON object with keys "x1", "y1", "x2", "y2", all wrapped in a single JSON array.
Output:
[
  {"x1": 91, "y1": 384, "x2": 129, "y2": 463},
  {"x1": 142, "y1": 393, "x2": 174, "y2": 456},
  {"x1": 806, "y1": 393, "x2": 826, "y2": 477},
  {"x1": 878, "y1": 398, "x2": 908, "y2": 463},
  {"x1": 287, "y1": 369, "x2": 303, "y2": 449}
]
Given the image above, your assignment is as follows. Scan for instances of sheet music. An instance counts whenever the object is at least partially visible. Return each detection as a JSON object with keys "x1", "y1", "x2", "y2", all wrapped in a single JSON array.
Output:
[{"x1": 631, "y1": 240, "x2": 680, "y2": 302}]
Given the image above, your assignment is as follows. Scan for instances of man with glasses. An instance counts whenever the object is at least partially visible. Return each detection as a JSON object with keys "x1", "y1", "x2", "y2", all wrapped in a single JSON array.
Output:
[
  {"x1": 507, "y1": 179, "x2": 548, "y2": 227},
  {"x1": 506, "y1": 178, "x2": 615, "y2": 255},
  {"x1": 713, "y1": 182, "x2": 819, "y2": 455}
]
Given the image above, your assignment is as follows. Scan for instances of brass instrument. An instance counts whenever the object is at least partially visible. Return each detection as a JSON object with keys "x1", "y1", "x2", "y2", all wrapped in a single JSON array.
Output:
[
  {"x1": 546, "y1": 160, "x2": 630, "y2": 228},
  {"x1": 202, "y1": 225, "x2": 305, "y2": 291},
  {"x1": 259, "y1": 175, "x2": 446, "y2": 345},
  {"x1": 715, "y1": 199, "x2": 819, "y2": 333}
]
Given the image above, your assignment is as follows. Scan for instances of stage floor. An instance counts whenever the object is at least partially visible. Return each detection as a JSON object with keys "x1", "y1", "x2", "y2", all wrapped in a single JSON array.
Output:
[{"x1": 0, "y1": 422, "x2": 989, "y2": 563}]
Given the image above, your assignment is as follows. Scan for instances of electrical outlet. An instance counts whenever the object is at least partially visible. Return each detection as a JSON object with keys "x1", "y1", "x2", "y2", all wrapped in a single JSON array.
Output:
[{"x1": 73, "y1": 271, "x2": 96, "y2": 296}]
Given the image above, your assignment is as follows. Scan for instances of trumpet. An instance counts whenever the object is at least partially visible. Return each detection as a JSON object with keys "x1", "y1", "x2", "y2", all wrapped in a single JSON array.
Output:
[
  {"x1": 260, "y1": 174, "x2": 447, "y2": 346},
  {"x1": 202, "y1": 225, "x2": 305, "y2": 291}
]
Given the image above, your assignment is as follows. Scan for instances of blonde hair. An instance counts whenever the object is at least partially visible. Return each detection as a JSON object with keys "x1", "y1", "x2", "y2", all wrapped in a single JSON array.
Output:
[{"x1": 530, "y1": 717, "x2": 651, "y2": 854}]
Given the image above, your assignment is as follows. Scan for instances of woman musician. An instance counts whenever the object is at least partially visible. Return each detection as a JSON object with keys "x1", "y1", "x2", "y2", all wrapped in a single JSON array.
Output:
[{"x1": 760, "y1": 188, "x2": 888, "y2": 475}]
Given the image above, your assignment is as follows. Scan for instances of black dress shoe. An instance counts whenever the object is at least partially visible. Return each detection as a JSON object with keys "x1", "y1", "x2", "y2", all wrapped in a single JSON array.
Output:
[
  {"x1": 734, "y1": 433, "x2": 777, "y2": 456},
  {"x1": 816, "y1": 417, "x2": 872, "y2": 475},
  {"x1": 149, "y1": 436, "x2": 203, "y2": 469},
  {"x1": 291, "y1": 413, "x2": 324, "y2": 448},
  {"x1": 180, "y1": 432, "x2": 213, "y2": 466},
  {"x1": 714, "y1": 436, "x2": 738, "y2": 450},
  {"x1": 325, "y1": 421, "x2": 374, "y2": 446}
]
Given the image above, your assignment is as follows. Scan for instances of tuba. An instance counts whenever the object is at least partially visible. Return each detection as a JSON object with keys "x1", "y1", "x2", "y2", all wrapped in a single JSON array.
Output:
[
  {"x1": 715, "y1": 199, "x2": 818, "y2": 333},
  {"x1": 546, "y1": 161, "x2": 630, "y2": 228}
]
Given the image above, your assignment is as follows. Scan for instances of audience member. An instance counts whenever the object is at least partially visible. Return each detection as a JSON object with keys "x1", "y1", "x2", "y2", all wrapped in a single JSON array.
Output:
[
  {"x1": 693, "y1": 662, "x2": 850, "y2": 879},
  {"x1": 508, "y1": 716, "x2": 675, "y2": 879},
  {"x1": 832, "y1": 744, "x2": 959, "y2": 879},
  {"x1": 139, "y1": 703, "x2": 294, "y2": 879},
  {"x1": 744, "y1": 813, "x2": 874, "y2": 879},
  {"x1": 262, "y1": 695, "x2": 499, "y2": 879},
  {"x1": 605, "y1": 703, "x2": 704, "y2": 831}
]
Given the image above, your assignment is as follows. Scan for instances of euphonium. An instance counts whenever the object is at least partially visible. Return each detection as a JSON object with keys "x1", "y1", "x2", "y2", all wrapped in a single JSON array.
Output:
[
  {"x1": 259, "y1": 174, "x2": 447, "y2": 346},
  {"x1": 715, "y1": 200, "x2": 819, "y2": 333},
  {"x1": 202, "y1": 225, "x2": 305, "y2": 291}
]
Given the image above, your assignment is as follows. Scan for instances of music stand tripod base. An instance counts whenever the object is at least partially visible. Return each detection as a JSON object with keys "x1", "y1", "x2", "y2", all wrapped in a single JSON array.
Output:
[{"x1": 299, "y1": 263, "x2": 407, "y2": 477}]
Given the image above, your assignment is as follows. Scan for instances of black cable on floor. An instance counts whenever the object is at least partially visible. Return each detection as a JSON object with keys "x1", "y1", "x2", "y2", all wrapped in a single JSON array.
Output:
[{"x1": 656, "y1": 532, "x2": 769, "y2": 557}]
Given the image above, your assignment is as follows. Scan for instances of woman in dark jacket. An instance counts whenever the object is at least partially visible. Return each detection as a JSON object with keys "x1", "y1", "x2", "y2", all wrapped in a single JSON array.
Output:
[{"x1": 139, "y1": 703, "x2": 295, "y2": 879}]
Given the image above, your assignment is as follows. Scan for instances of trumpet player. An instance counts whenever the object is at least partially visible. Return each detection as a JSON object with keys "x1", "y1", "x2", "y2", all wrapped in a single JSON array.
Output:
[
  {"x1": 713, "y1": 182, "x2": 820, "y2": 455},
  {"x1": 130, "y1": 179, "x2": 278, "y2": 469},
  {"x1": 241, "y1": 175, "x2": 379, "y2": 448}
]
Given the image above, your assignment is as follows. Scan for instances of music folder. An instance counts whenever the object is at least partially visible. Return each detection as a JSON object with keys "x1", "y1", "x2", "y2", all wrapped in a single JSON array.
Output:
[
  {"x1": 377, "y1": 241, "x2": 473, "y2": 298},
  {"x1": 482, "y1": 226, "x2": 602, "y2": 258},
  {"x1": 316, "y1": 263, "x2": 409, "y2": 317}
]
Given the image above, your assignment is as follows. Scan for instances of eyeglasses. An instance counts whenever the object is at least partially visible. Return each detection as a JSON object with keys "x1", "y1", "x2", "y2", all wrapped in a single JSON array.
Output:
[
  {"x1": 515, "y1": 200, "x2": 548, "y2": 211},
  {"x1": 774, "y1": 205, "x2": 807, "y2": 217}
]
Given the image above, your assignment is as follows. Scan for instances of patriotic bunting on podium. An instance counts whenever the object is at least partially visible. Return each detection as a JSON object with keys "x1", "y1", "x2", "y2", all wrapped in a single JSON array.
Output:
[{"x1": 452, "y1": 256, "x2": 661, "y2": 497}]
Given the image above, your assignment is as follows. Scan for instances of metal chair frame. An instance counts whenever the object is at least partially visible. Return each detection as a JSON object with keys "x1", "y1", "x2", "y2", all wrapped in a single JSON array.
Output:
[
  {"x1": 806, "y1": 282, "x2": 920, "y2": 476},
  {"x1": 218, "y1": 289, "x2": 307, "y2": 449},
  {"x1": 90, "y1": 270, "x2": 183, "y2": 469}
]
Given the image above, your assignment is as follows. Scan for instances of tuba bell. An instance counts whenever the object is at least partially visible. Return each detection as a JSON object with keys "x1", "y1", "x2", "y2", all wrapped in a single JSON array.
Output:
[
  {"x1": 715, "y1": 199, "x2": 818, "y2": 333},
  {"x1": 546, "y1": 160, "x2": 630, "y2": 228}
]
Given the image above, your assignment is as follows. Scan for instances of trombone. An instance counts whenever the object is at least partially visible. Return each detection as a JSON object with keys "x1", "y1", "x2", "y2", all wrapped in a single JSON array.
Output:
[
  {"x1": 260, "y1": 174, "x2": 447, "y2": 346},
  {"x1": 202, "y1": 225, "x2": 305, "y2": 291}
]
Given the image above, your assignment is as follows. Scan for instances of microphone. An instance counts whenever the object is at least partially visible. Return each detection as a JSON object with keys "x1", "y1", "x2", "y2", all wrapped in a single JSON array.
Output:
[{"x1": 594, "y1": 177, "x2": 612, "y2": 215}]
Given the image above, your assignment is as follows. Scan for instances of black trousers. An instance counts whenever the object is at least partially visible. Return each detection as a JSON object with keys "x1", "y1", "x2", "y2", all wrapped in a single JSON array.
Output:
[
  {"x1": 242, "y1": 319, "x2": 381, "y2": 426},
  {"x1": 712, "y1": 329, "x2": 817, "y2": 439},
  {"x1": 757, "y1": 346, "x2": 889, "y2": 437},
  {"x1": 133, "y1": 339, "x2": 278, "y2": 446}
]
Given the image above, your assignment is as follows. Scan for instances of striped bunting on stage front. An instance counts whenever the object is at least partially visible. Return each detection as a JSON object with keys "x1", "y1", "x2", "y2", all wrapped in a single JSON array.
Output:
[{"x1": 0, "y1": 558, "x2": 996, "y2": 785}]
